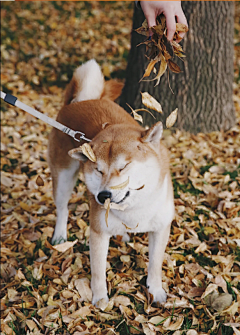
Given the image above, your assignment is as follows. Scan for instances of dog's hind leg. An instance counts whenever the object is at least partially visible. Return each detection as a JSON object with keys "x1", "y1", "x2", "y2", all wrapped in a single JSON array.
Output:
[{"x1": 51, "y1": 160, "x2": 80, "y2": 244}]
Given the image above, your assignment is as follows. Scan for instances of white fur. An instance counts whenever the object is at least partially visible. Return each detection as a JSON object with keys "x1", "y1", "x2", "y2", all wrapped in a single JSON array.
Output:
[
  {"x1": 71, "y1": 59, "x2": 104, "y2": 103},
  {"x1": 84, "y1": 154, "x2": 174, "y2": 306},
  {"x1": 52, "y1": 160, "x2": 79, "y2": 244}
]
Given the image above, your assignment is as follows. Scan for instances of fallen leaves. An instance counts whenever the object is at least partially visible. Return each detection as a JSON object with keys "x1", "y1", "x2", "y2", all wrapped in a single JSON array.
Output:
[{"x1": 1, "y1": 2, "x2": 240, "y2": 335}]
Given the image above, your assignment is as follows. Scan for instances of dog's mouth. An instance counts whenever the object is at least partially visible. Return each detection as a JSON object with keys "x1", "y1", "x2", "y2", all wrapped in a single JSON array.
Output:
[{"x1": 115, "y1": 191, "x2": 130, "y2": 204}]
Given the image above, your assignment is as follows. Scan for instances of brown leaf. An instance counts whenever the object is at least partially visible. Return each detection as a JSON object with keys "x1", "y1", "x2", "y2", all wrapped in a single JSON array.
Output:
[
  {"x1": 168, "y1": 59, "x2": 182, "y2": 73},
  {"x1": 141, "y1": 58, "x2": 158, "y2": 80},
  {"x1": 154, "y1": 54, "x2": 168, "y2": 86},
  {"x1": 36, "y1": 175, "x2": 44, "y2": 186}
]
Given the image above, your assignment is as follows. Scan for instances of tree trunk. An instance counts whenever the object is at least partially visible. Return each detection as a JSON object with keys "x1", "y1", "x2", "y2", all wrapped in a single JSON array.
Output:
[{"x1": 120, "y1": 1, "x2": 235, "y2": 134}]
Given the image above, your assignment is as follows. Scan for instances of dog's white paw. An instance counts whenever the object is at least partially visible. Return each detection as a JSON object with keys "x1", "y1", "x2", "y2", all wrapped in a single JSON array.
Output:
[
  {"x1": 92, "y1": 292, "x2": 109, "y2": 307},
  {"x1": 51, "y1": 230, "x2": 67, "y2": 245},
  {"x1": 148, "y1": 285, "x2": 167, "y2": 304},
  {"x1": 121, "y1": 233, "x2": 130, "y2": 242}
]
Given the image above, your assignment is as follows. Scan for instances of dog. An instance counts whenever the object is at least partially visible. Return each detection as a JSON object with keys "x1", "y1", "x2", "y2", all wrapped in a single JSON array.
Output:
[{"x1": 48, "y1": 59, "x2": 175, "y2": 306}]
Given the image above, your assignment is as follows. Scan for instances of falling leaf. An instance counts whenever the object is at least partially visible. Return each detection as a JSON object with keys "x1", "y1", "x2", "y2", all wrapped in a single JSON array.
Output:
[
  {"x1": 141, "y1": 92, "x2": 163, "y2": 113},
  {"x1": 127, "y1": 103, "x2": 155, "y2": 123},
  {"x1": 80, "y1": 143, "x2": 96, "y2": 162},
  {"x1": 166, "y1": 108, "x2": 178, "y2": 128}
]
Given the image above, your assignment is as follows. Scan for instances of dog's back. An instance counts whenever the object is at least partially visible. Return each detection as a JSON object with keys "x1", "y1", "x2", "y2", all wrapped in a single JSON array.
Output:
[{"x1": 56, "y1": 59, "x2": 139, "y2": 141}]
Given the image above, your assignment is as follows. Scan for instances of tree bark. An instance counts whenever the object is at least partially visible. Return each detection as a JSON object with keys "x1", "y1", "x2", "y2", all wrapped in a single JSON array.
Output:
[{"x1": 120, "y1": 1, "x2": 235, "y2": 134}]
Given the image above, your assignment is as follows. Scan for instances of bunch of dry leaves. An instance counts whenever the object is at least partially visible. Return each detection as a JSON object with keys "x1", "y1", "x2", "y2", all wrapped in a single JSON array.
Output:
[{"x1": 1, "y1": 2, "x2": 240, "y2": 335}]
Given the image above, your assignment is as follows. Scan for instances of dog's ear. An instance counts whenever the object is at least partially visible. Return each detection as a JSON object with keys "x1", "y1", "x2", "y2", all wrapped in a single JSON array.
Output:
[
  {"x1": 68, "y1": 147, "x2": 88, "y2": 162},
  {"x1": 141, "y1": 122, "x2": 163, "y2": 144},
  {"x1": 101, "y1": 80, "x2": 124, "y2": 101}
]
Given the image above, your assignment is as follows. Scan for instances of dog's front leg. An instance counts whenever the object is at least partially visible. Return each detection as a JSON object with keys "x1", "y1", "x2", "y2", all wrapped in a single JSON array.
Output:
[
  {"x1": 90, "y1": 228, "x2": 110, "y2": 306},
  {"x1": 147, "y1": 225, "x2": 171, "y2": 304}
]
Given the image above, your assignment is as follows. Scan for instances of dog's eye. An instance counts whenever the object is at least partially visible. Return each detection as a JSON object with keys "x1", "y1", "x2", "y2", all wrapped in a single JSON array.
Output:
[
  {"x1": 95, "y1": 168, "x2": 103, "y2": 175},
  {"x1": 119, "y1": 162, "x2": 130, "y2": 172}
]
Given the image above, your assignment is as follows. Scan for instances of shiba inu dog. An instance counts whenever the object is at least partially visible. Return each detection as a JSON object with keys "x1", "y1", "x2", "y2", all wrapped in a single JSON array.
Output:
[{"x1": 48, "y1": 59, "x2": 175, "y2": 306}]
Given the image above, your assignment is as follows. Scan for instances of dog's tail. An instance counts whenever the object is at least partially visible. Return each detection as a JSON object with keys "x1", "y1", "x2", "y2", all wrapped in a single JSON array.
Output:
[{"x1": 64, "y1": 59, "x2": 123, "y2": 105}]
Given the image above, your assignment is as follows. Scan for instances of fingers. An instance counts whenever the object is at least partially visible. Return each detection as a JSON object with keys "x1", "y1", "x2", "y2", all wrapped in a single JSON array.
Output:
[
  {"x1": 176, "y1": 9, "x2": 188, "y2": 41},
  {"x1": 164, "y1": 10, "x2": 176, "y2": 42}
]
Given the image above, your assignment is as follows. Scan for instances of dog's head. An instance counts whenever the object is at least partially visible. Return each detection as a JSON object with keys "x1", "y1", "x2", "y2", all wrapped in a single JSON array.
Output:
[{"x1": 69, "y1": 122, "x2": 165, "y2": 208}]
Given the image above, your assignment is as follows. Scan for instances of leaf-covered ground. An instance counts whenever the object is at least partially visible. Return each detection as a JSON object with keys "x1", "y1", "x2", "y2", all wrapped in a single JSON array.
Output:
[{"x1": 1, "y1": 2, "x2": 240, "y2": 335}]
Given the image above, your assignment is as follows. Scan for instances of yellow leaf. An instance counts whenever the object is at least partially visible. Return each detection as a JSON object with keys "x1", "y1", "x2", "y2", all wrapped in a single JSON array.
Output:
[
  {"x1": 52, "y1": 240, "x2": 78, "y2": 253},
  {"x1": 110, "y1": 177, "x2": 129, "y2": 190},
  {"x1": 141, "y1": 92, "x2": 163, "y2": 113},
  {"x1": 19, "y1": 201, "x2": 31, "y2": 212},
  {"x1": 141, "y1": 58, "x2": 158, "y2": 80},
  {"x1": 80, "y1": 143, "x2": 96, "y2": 162},
  {"x1": 166, "y1": 108, "x2": 178, "y2": 128},
  {"x1": 104, "y1": 198, "x2": 111, "y2": 227},
  {"x1": 176, "y1": 23, "x2": 189, "y2": 32}
]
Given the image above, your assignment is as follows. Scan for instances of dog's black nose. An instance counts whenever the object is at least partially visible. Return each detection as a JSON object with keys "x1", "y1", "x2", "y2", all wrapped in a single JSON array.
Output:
[{"x1": 97, "y1": 190, "x2": 112, "y2": 205}]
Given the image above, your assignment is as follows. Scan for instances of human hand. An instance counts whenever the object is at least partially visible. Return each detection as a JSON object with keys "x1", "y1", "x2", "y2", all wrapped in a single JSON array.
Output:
[{"x1": 140, "y1": 1, "x2": 188, "y2": 41}]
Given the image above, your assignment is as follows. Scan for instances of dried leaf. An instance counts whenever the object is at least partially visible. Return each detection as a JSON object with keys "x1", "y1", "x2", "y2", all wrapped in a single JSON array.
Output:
[
  {"x1": 104, "y1": 198, "x2": 111, "y2": 227},
  {"x1": 74, "y1": 278, "x2": 92, "y2": 302},
  {"x1": 80, "y1": 143, "x2": 96, "y2": 162},
  {"x1": 168, "y1": 59, "x2": 182, "y2": 73},
  {"x1": 164, "y1": 316, "x2": 184, "y2": 330},
  {"x1": 211, "y1": 293, "x2": 233, "y2": 312},
  {"x1": 52, "y1": 240, "x2": 78, "y2": 252},
  {"x1": 166, "y1": 108, "x2": 178, "y2": 128},
  {"x1": 154, "y1": 54, "x2": 168, "y2": 86},
  {"x1": 176, "y1": 23, "x2": 189, "y2": 33},
  {"x1": 141, "y1": 92, "x2": 163, "y2": 113},
  {"x1": 141, "y1": 58, "x2": 158, "y2": 80},
  {"x1": 110, "y1": 177, "x2": 129, "y2": 190},
  {"x1": 36, "y1": 175, "x2": 44, "y2": 186}
]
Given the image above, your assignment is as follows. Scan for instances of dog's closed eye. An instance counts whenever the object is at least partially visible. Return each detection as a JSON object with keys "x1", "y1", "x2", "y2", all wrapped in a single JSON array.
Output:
[{"x1": 119, "y1": 162, "x2": 130, "y2": 172}]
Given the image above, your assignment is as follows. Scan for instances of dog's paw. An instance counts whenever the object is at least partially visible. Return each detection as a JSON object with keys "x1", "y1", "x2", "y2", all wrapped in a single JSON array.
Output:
[
  {"x1": 148, "y1": 285, "x2": 167, "y2": 304},
  {"x1": 51, "y1": 231, "x2": 67, "y2": 245},
  {"x1": 121, "y1": 233, "x2": 130, "y2": 242},
  {"x1": 92, "y1": 292, "x2": 109, "y2": 307}
]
